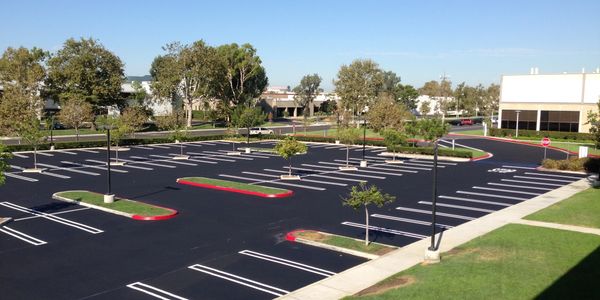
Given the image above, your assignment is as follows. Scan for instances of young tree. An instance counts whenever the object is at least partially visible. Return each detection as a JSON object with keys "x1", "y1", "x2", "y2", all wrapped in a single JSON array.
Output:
[
  {"x1": 0, "y1": 144, "x2": 12, "y2": 186},
  {"x1": 129, "y1": 81, "x2": 148, "y2": 106},
  {"x1": 293, "y1": 74, "x2": 322, "y2": 117},
  {"x1": 419, "y1": 100, "x2": 431, "y2": 116},
  {"x1": 274, "y1": 137, "x2": 307, "y2": 176},
  {"x1": 320, "y1": 99, "x2": 337, "y2": 115},
  {"x1": 120, "y1": 106, "x2": 148, "y2": 138},
  {"x1": 18, "y1": 118, "x2": 47, "y2": 170},
  {"x1": 586, "y1": 99, "x2": 600, "y2": 148},
  {"x1": 417, "y1": 118, "x2": 450, "y2": 145},
  {"x1": 382, "y1": 129, "x2": 407, "y2": 161},
  {"x1": 342, "y1": 182, "x2": 396, "y2": 245},
  {"x1": 337, "y1": 127, "x2": 361, "y2": 167},
  {"x1": 231, "y1": 106, "x2": 265, "y2": 144},
  {"x1": 156, "y1": 110, "x2": 187, "y2": 156},
  {"x1": 334, "y1": 59, "x2": 383, "y2": 120},
  {"x1": 367, "y1": 95, "x2": 411, "y2": 133},
  {"x1": 58, "y1": 98, "x2": 94, "y2": 141},
  {"x1": 96, "y1": 115, "x2": 128, "y2": 164}
]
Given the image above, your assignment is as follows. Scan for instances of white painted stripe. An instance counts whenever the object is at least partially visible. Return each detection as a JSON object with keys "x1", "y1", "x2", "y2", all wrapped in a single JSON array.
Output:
[
  {"x1": 341, "y1": 221, "x2": 427, "y2": 239},
  {"x1": 116, "y1": 158, "x2": 177, "y2": 169},
  {"x1": 242, "y1": 171, "x2": 347, "y2": 186},
  {"x1": 513, "y1": 175, "x2": 573, "y2": 183},
  {"x1": 36, "y1": 163, "x2": 100, "y2": 176},
  {"x1": 188, "y1": 264, "x2": 290, "y2": 297},
  {"x1": 502, "y1": 165, "x2": 537, "y2": 170},
  {"x1": 10, "y1": 165, "x2": 25, "y2": 170},
  {"x1": 456, "y1": 191, "x2": 528, "y2": 201},
  {"x1": 438, "y1": 195, "x2": 511, "y2": 207},
  {"x1": 501, "y1": 179, "x2": 562, "y2": 187},
  {"x1": 487, "y1": 182, "x2": 552, "y2": 191},
  {"x1": 11, "y1": 153, "x2": 28, "y2": 158},
  {"x1": 438, "y1": 143, "x2": 449, "y2": 148},
  {"x1": 127, "y1": 282, "x2": 189, "y2": 300},
  {"x1": 55, "y1": 150, "x2": 78, "y2": 155},
  {"x1": 340, "y1": 159, "x2": 425, "y2": 172},
  {"x1": 163, "y1": 154, "x2": 218, "y2": 164},
  {"x1": 0, "y1": 226, "x2": 47, "y2": 246},
  {"x1": 76, "y1": 149, "x2": 99, "y2": 153},
  {"x1": 218, "y1": 174, "x2": 326, "y2": 191},
  {"x1": 34, "y1": 152, "x2": 54, "y2": 157},
  {"x1": 263, "y1": 169, "x2": 367, "y2": 183},
  {"x1": 398, "y1": 161, "x2": 444, "y2": 168},
  {"x1": 299, "y1": 165, "x2": 387, "y2": 179},
  {"x1": 86, "y1": 159, "x2": 155, "y2": 170},
  {"x1": 365, "y1": 156, "x2": 386, "y2": 160},
  {"x1": 472, "y1": 186, "x2": 541, "y2": 196},
  {"x1": 64, "y1": 161, "x2": 128, "y2": 173},
  {"x1": 0, "y1": 202, "x2": 103, "y2": 234},
  {"x1": 144, "y1": 156, "x2": 198, "y2": 166},
  {"x1": 4, "y1": 173, "x2": 38, "y2": 182},
  {"x1": 370, "y1": 148, "x2": 387, "y2": 153},
  {"x1": 132, "y1": 145, "x2": 154, "y2": 150},
  {"x1": 14, "y1": 207, "x2": 91, "y2": 221},
  {"x1": 440, "y1": 139, "x2": 486, "y2": 152},
  {"x1": 317, "y1": 162, "x2": 404, "y2": 177},
  {"x1": 523, "y1": 172, "x2": 584, "y2": 180},
  {"x1": 147, "y1": 145, "x2": 171, "y2": 149},
  {"x1": 419, "y1": 201, "x2": 494, "y2": 213},
  {"x1": 39, "y1": 171, "x2": 71, "y2": 179},
  {"x1": 238, "y1": 250, "x2": 335, "y2": 277},
  {"x1": 187, "y1": 153, "x2": 236, "y2": 162},
  {"x1": 410, "y1": 159, "x2": 457, "y2": 166},
  {"x1": 241, "y1": 153, "x2": 271, "y2": 159},
  {"x1": 371, "y1": 214, "x2": 453, "y2": 229},
  {"x1": 202, "y1": 151, "x2": 254, "y2": 160},
  {"x1": 395, "y1": 206, "x2": 475, "y2": 220},
  {"x1": 182, "y1": 143, "x2": 203, "y2": 148}
]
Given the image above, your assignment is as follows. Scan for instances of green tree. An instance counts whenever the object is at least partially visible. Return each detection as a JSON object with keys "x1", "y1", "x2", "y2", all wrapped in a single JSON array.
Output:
[
  {"x1": 129, "y1": 81, "x2": 148, "y2": 105},
  {"x1": 19, "y1": 118, "x2": 47, "y2": 170},
  {"x1": 419, "y1": 79, "x2": 452, "y2": 120},
  {"x1": 337, "y1": 127, "x2": 361, "y2": 167},
  {"x1": 334, "y1": 59, "x2": 383, "y2": 119},
  {"x1": 58, "y1": 98, "x2": 94, "y2": 141},
  {"x1": 96, "y1": 115, "x2": 128, "y2": 164},
  {"x1": 397, "y1": 84, "x2": 419, "y2": 110},
  {"x1": 585, "y1": 99, "x2": 600, "y2": 148},
  {"x1": 483, "y1": 83, "x2": 500, "y2": 120},
  {"x1": 0, "y1": 144, "x2": 12, "y2": 185},
  {"x1": 382, "y1": 129, "x2": 407, "y2": 161},
  {"x1": 419, "y1": 100, "x2": 431, "y2": 116},
  {"x1": 379, "y1": 71, "x2": 418, "y2": 110},
  {"x1": 274, "y1": 137, "x2": 307, "y2": 176},
  {"x1": 342, "y1": 182, "x2": 396, "y2": 245},
  {"x1": 156, "y1": 110, "x2": 187, "y2": 156},
  {"x1": 231, "y1": 106, "x2": 265, "y2": 143},
  {"x1": 120, "y1": 106, "x2": 148, "y2": 138},
  {"x1": 293, "y1": 73, "x2": 322, "y2": 117},
  {"x1": 319, "y1": 99, "x2": 337, "y2": 115},
  {"x1": 368, "y1": 95, "x2": 411, "y2": 133},
  {"x1": 417, "y1": 118, "x2": 449, "y2": 145}
]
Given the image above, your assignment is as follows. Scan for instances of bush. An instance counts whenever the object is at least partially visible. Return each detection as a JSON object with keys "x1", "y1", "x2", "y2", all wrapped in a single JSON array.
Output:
[
  {"x1": 490, "y1": 128, "x2": 593, "y2": 141},
  {"x1": 386, "y1": 145, "x2": 473, "y2": 158},
  {"x1": 542, "y1": 157, "x2": 600, "y2": 172}
]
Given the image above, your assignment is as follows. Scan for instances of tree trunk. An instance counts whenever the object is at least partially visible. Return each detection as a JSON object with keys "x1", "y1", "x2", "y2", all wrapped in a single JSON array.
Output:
[
  {"x1": 115, "y1": 142, "x2": 119, "y2": 163},
  {"x1": 247, "y1": 126, "x2": 250, "y2": 144},
  {"x1": 76, "y1": 126, "x2": 79, "y2": 142},
  {"x1": 289, "y1": 159, "x2": 292, "y2": 176},
  {"x1": 34, "y1": 147, "x2": 38, "y2": 169},
  {"x1": 346, "y1": 146, "x2": 350, "y2": 167},
  {"x1": 365, "y1": 205, "x2": 369, "y2": 246},
  {"x1": 186, "y1": 101, "x2": 193, "y2": 128},
  {"x1": 309, "y1": 101, "x2": 314, "y2": 117}
]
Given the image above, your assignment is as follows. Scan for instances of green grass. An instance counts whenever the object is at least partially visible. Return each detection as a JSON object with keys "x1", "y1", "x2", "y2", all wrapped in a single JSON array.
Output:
[
  {"x1": 246, "y1": 147, "x2": 278, "y2": 153},
  {"x1": 452, "y1": 128, "x2": 484, "y2": 135},
  {"x1": 43, "y1": 128, "x2": 99, "y2": 136},
  {"x1": 56, "y1": 191, "x2": 172, "y2": 217},
  {"x1": 296, "y1": 230, "x2": 395, "y2": 256},
  {"x1": 346, "y1": 224, "x2": 600, "y2": 299},
  {"x1": 179, "y1": 177, "x2": 289, "y2": 194},
  {"x1": 525, "y1": 187, "x2": 600, "y2": 229},
  {"x1": 298, "y1": 128, "x2": 383, "y2": 139},
  {"x1": 455, "y1": 147, "x2": 487, "y2": 158}
]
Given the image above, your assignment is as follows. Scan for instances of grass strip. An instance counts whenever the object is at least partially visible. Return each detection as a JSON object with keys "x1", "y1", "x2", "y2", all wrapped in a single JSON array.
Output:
[
  {"x1": 296, "y1": 230, "x2": 395, "y2": 256},
  {"x1": 56, "y1": 191, "x2": 172, "y2": 217},
  {"x1": 346, "y1": 224, "x2": 600, "y2": 299},
  {"x1": 525, "y1": 187, "x2": 600, "y2": 229},
  {"x1": 179, "y1": 177, "x2": 289, "y2": 194}
]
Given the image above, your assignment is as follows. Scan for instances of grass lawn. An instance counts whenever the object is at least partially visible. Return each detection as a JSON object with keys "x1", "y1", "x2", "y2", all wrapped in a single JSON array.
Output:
[
  {"x1": 295, "y1": 230, "x2": 395, "y2": 256},
  {"x1": 56, "y1": 191, "x2": 172, "y2": 217},
  {"x1": 297, "y1": 127, "x2": 383, "y2": 139},
  {"x1": 525, "y1": 187, "x2": 600, "y2": 229},
  {"x1": 452, "y1": 128, "x2": 484, "y2": 135},
  {"x1": 43, "y1": 128, "x2": 99, "y2": 136},
  {"x1": 346, "y1": 224, "x2": 600, "y2": 299},
  {"x1": 455, "y1": 147, "x2": 488, "y2": 158},
  {"x1": 178, "y1": 177, "x2": 290, "y2": 194}
]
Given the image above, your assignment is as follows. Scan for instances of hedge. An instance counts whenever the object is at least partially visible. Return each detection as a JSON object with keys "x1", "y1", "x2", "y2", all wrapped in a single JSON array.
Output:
[
  {"x1": 386, "y1": 145, "x2": 473, "y2": 158},
  {"x1": 490, "y1": 128, "x2": 593, "y2": 141},
  {"x1": 541, "y1": 157, "x2": 600, "y2": 173}
]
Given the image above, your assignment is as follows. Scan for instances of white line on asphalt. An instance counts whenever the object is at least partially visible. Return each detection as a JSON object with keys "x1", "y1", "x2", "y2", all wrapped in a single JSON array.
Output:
[
  {"x1": 202, "y1": 151, "x2": 254, "y2": 160},
  {"x1": 132, "y1": 146, "x2": 154, "y2": 150},
  {"x1": 410, "y1": 159, "x2": 457, "y2": 166},
  {"x1": 371, "y1": 214, "x2": 453, "y2": 229},
  {"x1": 162, "y1": 154, "x2": 218, "y2": 164},
  {"x1": 502, "y1": 165, "x2": 536, "y2": 170},
  {"x1": 438, "y1": 143, "x2": 449, "y2": 148},
  {"x1": 398, "y1": 161, "x2": 444, "y2": 168},
  {"x1": 116, "y1": 158, "x2": 177, "y2": 169},
  {"x1": 419, "y1": 201, "x2": 495, "y2": 213},
  {"x1": 370, "y1": 148, "x2": 387, "y2": 153},
  {"x1": 438, "y1": 195, "x2": 512, "y2": 207},
  {"x1": 189, "y1": 154, "x2": 236, "y2": 162},
  {"x1": 0, "y1": 226, "x2": 47, "y2": 246},
  {"x1": 188, "y1": 264, "x2": 290, "y2": 297},
  {"x1": 126, "y1": 282, "x2": 189, "y2": 300},
  {"x1": 440, "y1": 139, "x2": 486, "y2": 152},
  {"x1": 143, "y1": 156, "x2": 198, "y2": 166},
  {"x1": 87, "y1": 159, "x2": 155, "y2": 171},
  {"x1": 317, "y1": 162, "x2": 404, "y2": 176},
  {"x1": 487, "y1": 182, "x2": 552, "y2": 191},
  {"x1": 55, "y1": 150, "x2": 78, "y2": 155},
  {"x1": 0, "y1": 202, "x2": 103, "y2": 234},
  {"x1": 472, "y1": 186, "x2": 542, "y2": 196},
  {"x1": 340, "y1": 159, "x2": 425, "y2": 172},
  {"x1": 341, "y1": 221, "x2": 427, "y2": 239},
  {"x1": 34, "y1": 152, "x2": 54, "y2": 157},
  {"x1": 262, "y1": 169, "x2": 367, "y2": 183},
  {"x1": 523, "y1": 172, "x2": 584, "y2": 180},
  {"x1": 238, "y1": 250, "x2": 336, "y2": 277},
  {"x1": 218, "y1": 174, "x2": 326, "y2": 191},
  {"x1": 395, "y1": 206, "x2": 475, "y2": 220},
  {"x1": 147, "y1": 145, "x2": 171, "y2": 149},
  {"x1": 501, "y1": 179, "x2": 562, "y2": 187},
  {"x1": 456, "y1": 191, "x2": 528, "y2": 201},
  {"x1": 11, "y1": 164, "x2": 70, "y2": 178},
  {"x1": 513, "y1": 175, "x2": 573, "y2": 183},
  {"x1": 11, "y1": 153, "x2": 29, "y2": 158},
  {"x1": 36, "y1": 163, "x2": 100, "y2": 176},
  {"x1": 298, "y1": 165, "x2": 387, "y2": 179},
  {"x1": 4, "y1": 173, "x2": 38, "y2": 182},
  {"x1": 242, "y1": 171, "x2": 347, "y2": 186},
  {"x1": 76, "y1": 149, "x2": 99, "y2": 153},
  {"x1": 64, "y1": 161, "x2": 128, "y2": 173},
  {"x1": 14, "y1": 207, "x2": 91, "y2": 221}
]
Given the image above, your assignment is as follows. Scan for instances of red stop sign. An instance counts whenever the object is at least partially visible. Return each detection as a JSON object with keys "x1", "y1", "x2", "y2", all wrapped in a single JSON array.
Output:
[{"x1": 541, "y1": 137, "x2": 551, "y2": 147}]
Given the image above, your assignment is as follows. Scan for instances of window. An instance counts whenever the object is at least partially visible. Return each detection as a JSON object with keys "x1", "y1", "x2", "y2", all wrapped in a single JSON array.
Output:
[
  {"x1": 500, "y1": 110, "x2": 537, "y2": 130},
  {"x1": 539, "y1": 111, "x2": 579, "y2": 132}
]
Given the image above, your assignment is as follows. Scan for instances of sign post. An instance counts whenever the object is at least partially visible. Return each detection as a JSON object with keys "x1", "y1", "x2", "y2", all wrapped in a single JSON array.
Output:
[{"x1": 541, "y1": 137, "x2": 551, "y2": 160}]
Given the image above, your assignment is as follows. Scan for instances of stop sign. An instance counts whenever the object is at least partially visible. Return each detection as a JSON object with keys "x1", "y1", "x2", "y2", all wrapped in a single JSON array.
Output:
[{"x1": 541, "y1": 137, "x2": 551, "y2": 147}]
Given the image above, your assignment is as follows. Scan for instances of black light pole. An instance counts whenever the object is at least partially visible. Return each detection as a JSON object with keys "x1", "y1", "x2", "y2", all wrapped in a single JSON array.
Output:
[
  {"x1": 106, "y1": 128, "x2": 112, "y2": 196},
  {"x1": 362, "y1": 113, "x2": 366, "y2": 160},
  {"x1": 429, "y1": 139, "x2": 439, "y2": 251},
  {"x1": 50, "y1": 115, "x2": 55, "y2": 148}
]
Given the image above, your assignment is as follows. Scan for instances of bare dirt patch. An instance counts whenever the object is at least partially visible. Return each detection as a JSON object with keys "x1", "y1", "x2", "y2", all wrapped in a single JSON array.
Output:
[
  {"x1": 355, "y1": 275, "x2": 416, "y2": 296},
  {"x1": 296, "y1": 230, "x2": 328, "y2": 242}
]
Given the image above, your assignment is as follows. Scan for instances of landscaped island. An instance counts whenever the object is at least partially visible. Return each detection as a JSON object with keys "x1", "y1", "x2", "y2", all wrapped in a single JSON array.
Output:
[{"x1": 176, "y1": 177, "x2": 293, "y2": 198}]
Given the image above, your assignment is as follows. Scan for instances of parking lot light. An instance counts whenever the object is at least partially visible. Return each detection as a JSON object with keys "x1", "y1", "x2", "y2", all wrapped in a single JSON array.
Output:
[
  {"x1": 361, "y1": 106, "x2": 369, "y2": 167},
  {"x1": 104, "y1": 128, "x2": 114, "y2": 204},
  {"x1": 425, "y1": 139, "x2": 440, "y2": 263}
]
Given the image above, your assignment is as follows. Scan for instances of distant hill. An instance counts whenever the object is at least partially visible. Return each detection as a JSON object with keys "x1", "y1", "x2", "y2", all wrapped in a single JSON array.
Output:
[{"x1": 125, "y1": 75, "x2": 152, "y2": 82}]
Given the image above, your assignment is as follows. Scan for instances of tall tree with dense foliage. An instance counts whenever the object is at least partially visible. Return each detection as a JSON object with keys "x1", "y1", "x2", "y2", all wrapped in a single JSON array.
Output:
[
  {"x1": 120, "y1": 106, "x2": 148, "y2": 138},
  {"x1": 368, "y1": 95, "x2": 412, "y2": 133},
  {"x1": 342, "y1": 182, "x2": 396, "y2": 245},
  {"x1": 293, "y1": 73, "x2": 322, "y2": 117},
  {"x1": 58, "y1": 98, "x2": 94, "y2": 141},
  {"x1": 274, "y1": 137, "x2": 307, "y2": 176},
  {"x1": 419, "y1": 79, "x2": 452, "y2": 120},
  {"x1": 334, "y1": 59, "x2": 383, "y2": 118},
  {"x1": 483, "y1": 83, "x2": 500, "y2": 120},
  {"x1": 379, "y1": 71, "x2": 419, "y2": 110},
  {"x1": 45, "y1": 38, "x2": 125, "y2": 113}
]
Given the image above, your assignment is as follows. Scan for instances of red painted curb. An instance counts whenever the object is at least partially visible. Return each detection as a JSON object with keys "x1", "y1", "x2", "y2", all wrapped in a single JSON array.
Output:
[
  {"x1": 176, "y1": 179, "x2": 293, "y2": 198},
  {"x1": 471, "y1": 152, "x2": 493, "y2": 161},
  {"x1": 285, "y1": 229, "x2": 307, "y2": 242},
  {"x1": 132, "y1": 204, "x2": 178, "y2": 221}
]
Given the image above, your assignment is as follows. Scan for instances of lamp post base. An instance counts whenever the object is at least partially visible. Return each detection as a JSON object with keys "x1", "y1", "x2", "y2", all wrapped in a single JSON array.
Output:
[
  {"x1": 104, "y1": 194, "x2": 115, "y2": 204},
  {"x1": 424, "y1": 248, "x2": 440, "y2": 264},
  {"x1": 360, "y1": 160, "x2": 368, "y2": 167}
]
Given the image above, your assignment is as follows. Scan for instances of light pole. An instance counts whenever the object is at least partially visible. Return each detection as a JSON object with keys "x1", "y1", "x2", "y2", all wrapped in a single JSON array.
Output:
[
  {"x1": 515, "y1": 110, "x2": 521, "y2": 138},
  {"x1": 50, "y1": 115, "x2": 55, "y2": 151},
  {"x1": 103, "y1": 126, "x2": 114, "y2": 204},
  {"x1": 360, "y1": 106, "x2": 369, "y2": 167},
  {"x1": 425, "y1": 139, "x2": 440, "y2": 263}
]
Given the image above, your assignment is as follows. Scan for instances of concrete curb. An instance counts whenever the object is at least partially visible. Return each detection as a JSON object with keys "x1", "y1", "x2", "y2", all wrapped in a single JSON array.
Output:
[
  {"x1": 285, "y1": 230, "x2": 388, "y2": 260},
  {"x1": 0, "y1": 217, "x2": 12, "y2": 226},
  {"x1": 277, "y1": 178, "x2": 592, "y2": 300}
]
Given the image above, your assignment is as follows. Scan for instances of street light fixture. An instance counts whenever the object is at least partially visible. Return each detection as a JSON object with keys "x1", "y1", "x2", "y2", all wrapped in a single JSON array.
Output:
[
  {"x1": 425, "y1": 139, "x2": 440, "y2": 263},
  {"x1": 515, "y1": 110, "x2": 521, "y2": 138},
  {"x1": 99, "y1": 124, "x2": 115, "y2": 204}
]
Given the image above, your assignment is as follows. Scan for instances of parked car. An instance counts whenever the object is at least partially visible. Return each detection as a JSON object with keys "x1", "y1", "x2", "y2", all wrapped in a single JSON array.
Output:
[
  {"x1": 249, "y1": 127, "x2": 274, "y2": 135},
  {"x1": 459, "y1": 119, "x2": 474, "y2": 126}
]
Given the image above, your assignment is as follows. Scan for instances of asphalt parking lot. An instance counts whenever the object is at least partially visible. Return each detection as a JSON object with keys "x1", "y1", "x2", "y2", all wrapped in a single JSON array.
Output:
[{"x1": 0, "y1": 138, "x2": 586, "y2": 299}]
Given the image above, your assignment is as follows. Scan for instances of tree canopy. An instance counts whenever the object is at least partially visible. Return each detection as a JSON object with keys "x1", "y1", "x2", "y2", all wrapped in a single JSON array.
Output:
[
  {"x1": 334, "y1": 59, "x2": 383, "y2": 115},
  {"x1": 368, "y1": 95, "x2": 412, "y2": 133},
  {"x1": 293, "y1": 73, "x2": 322, "y2": 117}
]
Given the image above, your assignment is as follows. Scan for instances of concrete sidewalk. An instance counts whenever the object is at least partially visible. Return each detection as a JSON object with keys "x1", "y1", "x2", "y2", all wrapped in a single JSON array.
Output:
[{"x1": 278, "y1": 178, "x2": 592, "y2": 300}]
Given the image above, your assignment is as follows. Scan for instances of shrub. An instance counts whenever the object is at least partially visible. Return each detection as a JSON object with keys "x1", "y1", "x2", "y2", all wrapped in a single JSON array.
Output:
[
  {"x1": 386, "y1": 145, "x2": 473, "y2": 158},
  {"x1": 490, "y1": 128, "x2": 593, "y2": 141},
  {"x1": 542, "y1": 157, "x2": 600, "y2": 172}
]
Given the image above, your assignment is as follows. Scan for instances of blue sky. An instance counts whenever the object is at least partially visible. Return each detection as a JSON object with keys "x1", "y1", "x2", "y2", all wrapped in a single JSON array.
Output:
[{"x1": 1, "y1": 0, "x2": 599, "y2": 91}]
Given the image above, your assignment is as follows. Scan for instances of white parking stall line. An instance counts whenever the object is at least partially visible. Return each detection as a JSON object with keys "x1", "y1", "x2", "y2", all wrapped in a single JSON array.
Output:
[
  {"x1": 398, "y1": 161, "x2": 444, "y2": 168},
  {"x1": 218, "y1": 174, "x2": 326, "y2": 191},
  {"x1": 308, "y1": 144, "x2": 330, "y2": 148},
  {"x1": 244, "y1": 152, "x2": 278, "y2": 158},
  {"x1": 371, "y1": 214, "x2": 453, "y2": 229},
  {"x1": 36, "y1": 163, "x2": 101, "y2": 176},
  {"x1": 188, "y1": 264, "x2": 290, "y2": 297},
  {"x1": 364, "y1": 156, "x2": 387, "y2": 161},
  {"x1": 242, "y1": 171, "x2": 347, "y2": 186},
  {"x1": 456, "y1": 191, "x2": 528, "y2": 201},
  {"x1": 438, "y1": 143, "x2": 449, "y2": 148},
  {"x1": 242, "y1": 153, "x2": 273, "y2": 159},
  {"x1": 395, "y1": 206, "x2": 475, "y2": 221},
  {"x1": 187, "y1": 153, "x2": 236, "y2": 162},
  {"x1": 66, "y1": 161, "x2": 128, "y2": 173},
  {"x1": 0, "y1": 226, "x2": 47, "y2": 246},
  {"x1": 419, "y1": 201, "x2": 495, "y2": 213},
  {"x1": 472, "y1": 186, "x2": 542, "y2": 196},
  {"x1": 317, "y1": 162, "x2": 404, "y2": 177},
  {"x1": 263, "y1": 169, "x2": 367, "y2": 183},
  {"x1": 502, "y1": 165, "x2": 536, "y2": 170},
  {"x1": 210, "y1": 141, "x2": 232, "y2": 144},
  {"x1": 76, "y1": 149, "x2": 99, "y2": 153},
  {"x1": 142, "y1": 156, "x2": 198, "y2": 166},
  {"x1": 238, "y1": 250, "x2": 336, "y2": 277},
  {"x1": 4, "y1": 173, "x2": 38, "y2": 182},
  {"x1": 523, "y1": 172, "x2": 584, "y2": 180},
  {"x1": 440, "y1": 139, "x2": 486, "y2": 152},
  {"x1": 438, "y1": 195, "x2": 512, "y2": 207},
  {"x1": 203, "y1": 151, "x2": 254, "y2": 160},
  {"x1": 198, "y1": 142, "x2": 218, "y2": 145},
  {"x1": 14, "y1": 207, "x2": 91, "y2": 221},
  {"x1": 341, "y1": 221, "x2": 427, "y2": 239},
  {"x1": 11, "y1": 153, "x2": 29, "y2": 158},
  {"x1": 324, "y1": 145, "x2": 346, "y2": 149},
  {"x1": 501, "y1": 179, "x2": 563, "y2": 187},
  {"x1": 341, "y1": 159, "x2": 424, "y2": 172},
  {"x1": 410, "y1": 159, "x2": 457, "y2": 166},
  {"x1": 38, "y1": 171, "x2": 71, "y2": 179},
  {"x1": 117, "y1": 158, "x2": 177, "y2": 169},
  {"x1": 513, "y1": 175, "x2": 573, "y2": 183},
  {"x1": 54, "y1": 150, "x2": 78, "y2": 155},
  {"x1": 84, "y1": 159, "x2": 153, "y2": 171},
  {"x1": 337, "y1": 146, "x2": 363, "y2": 151},
  {"x1": 0, "y1": 202, "x2": 103, "y2": 234},
  {"x1": 10, "y1": 165, "x2": 25, "y2": 170},
  {"x1": 182, "y1": 143, "x2": 204, "y2": 148},
  {"x1": 34, "y1": 152, "x2": 54, "y2": 157},
  {"x1": 127, "y1": 282, "x2": 189, "y2": 300},
  {"x1": 132, "y1": 145, "x2": 154, "y2": 150},
  {"x1": 376, "y1": 163, "x2": 431, "y2": 171},
  {"x1": 299, "y1": 165, "x2": 387, "y2": 179},
  {"x1": 370, "y1": 148, "x2": 387, "y2": 153},
  {"x1": 147, "y1": 145, "x2": 171, "y2": 149},
  {"x1": 487, "y1": 182, "x2": 552, "y2": 191},
  {"x1": 162, "y1": 154, "x2": 218, "y2": 164}
]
